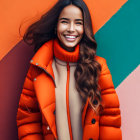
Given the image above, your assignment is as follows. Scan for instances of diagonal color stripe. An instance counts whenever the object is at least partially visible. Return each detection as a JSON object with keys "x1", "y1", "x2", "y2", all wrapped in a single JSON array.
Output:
[
  {"x1": 0, "y1": 0, "x2": 57, "y2": 61},
  {"x1": 0, "y1": 40, "x2": 34, "y2": 140},
  {"x1": 116, "y1": 65, "x2": 140, "y2": 140},
  {"x1": 95, "y1": 0, "x2": 140, "y2": 87}
]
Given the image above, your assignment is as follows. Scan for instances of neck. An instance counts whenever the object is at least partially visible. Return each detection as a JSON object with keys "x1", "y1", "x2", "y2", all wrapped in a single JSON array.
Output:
[{"x1": 57, "y1": 39, "x2": 76, "y2": 52}]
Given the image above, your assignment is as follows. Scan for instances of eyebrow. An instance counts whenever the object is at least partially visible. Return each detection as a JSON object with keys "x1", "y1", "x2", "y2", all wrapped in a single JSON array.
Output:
[{"x1": 59, "y1": 18, "x2": 83, "y2": 22}]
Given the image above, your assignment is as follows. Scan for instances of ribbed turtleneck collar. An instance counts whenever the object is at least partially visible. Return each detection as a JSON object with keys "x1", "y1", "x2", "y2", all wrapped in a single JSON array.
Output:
[{"x1": 53, "y1": 39, "x2": 79, "y2": 62}]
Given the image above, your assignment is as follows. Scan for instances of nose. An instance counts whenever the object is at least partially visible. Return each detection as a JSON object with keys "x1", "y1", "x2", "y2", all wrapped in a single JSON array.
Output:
[{"x1": 68, "y1": 22, "x2": 75, "y2": 32}]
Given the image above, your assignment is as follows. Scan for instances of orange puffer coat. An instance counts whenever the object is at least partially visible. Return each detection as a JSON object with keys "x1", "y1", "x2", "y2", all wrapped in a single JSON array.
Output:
[{"x1": 16, "y1": 40, "x2": 122, "y2": 140}]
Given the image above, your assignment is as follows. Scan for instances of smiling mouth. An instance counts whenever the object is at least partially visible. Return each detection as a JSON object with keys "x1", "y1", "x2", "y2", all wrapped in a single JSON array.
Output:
[{"x1": 63, "y1": 35, "x2": 78, "y2": 42}]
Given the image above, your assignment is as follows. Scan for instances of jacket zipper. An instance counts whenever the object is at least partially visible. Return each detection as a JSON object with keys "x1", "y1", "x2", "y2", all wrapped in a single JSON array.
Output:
[{"x1": 66, "y1": 62, "x2": 73, "y2": 140}]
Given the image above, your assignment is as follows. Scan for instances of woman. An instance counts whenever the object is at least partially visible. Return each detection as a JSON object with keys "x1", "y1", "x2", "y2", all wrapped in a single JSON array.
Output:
[{"x1": 16, "y1": 0, "x2": 122, "y2": 140}]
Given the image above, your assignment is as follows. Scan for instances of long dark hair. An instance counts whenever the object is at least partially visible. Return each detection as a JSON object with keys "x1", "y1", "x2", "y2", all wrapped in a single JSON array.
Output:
[{"x1": 23, "y1": 0, "x2": 102, "y2": 113}]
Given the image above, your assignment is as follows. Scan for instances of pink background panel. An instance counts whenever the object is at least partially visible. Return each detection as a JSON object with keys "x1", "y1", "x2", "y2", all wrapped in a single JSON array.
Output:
[{"x1": 116, "y1": 65, "x2": 140, "y2": 140}]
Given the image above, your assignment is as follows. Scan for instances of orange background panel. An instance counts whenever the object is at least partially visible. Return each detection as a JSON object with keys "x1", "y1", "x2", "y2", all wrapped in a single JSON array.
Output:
[
  {"x1": 0, "y1": 0, "x2": 58, "y2": 60},
  {"x1": 0, "y1": 0, "x2": 127, "y2": 61}
]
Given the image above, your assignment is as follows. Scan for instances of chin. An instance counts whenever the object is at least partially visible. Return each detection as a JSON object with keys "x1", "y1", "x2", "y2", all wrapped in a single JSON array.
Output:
[
  {"x1": 65, "y1": 43, "x2": 78, "y2": 48},
  {"x1": 66, "y1": 45, "x2": 76, "y2": 48}
]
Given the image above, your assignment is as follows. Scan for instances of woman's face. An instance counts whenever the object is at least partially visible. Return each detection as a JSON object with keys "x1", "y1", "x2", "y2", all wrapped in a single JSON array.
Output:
[{"x1": 57, "y1": 5, "x2": 84, "y2": 49}]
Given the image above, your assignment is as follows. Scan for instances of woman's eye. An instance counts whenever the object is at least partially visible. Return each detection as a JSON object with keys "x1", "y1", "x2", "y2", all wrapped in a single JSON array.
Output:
[
  {"x1": 76, "y1": 22, "x2": 83, "y2": 25},
  {"x1": 61, "y1": 21, "x2": 68, "y2": 24}
]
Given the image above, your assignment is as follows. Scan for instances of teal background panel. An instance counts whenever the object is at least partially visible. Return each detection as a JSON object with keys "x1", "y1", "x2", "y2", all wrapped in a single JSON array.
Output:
[{"x1": 95, "y1": 0, "x2": 140, "y2": 88}]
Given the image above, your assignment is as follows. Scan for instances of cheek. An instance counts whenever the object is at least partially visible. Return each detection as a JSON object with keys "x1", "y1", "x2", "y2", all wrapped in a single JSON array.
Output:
[
  {"x1": 57, "y1": 24, "x2": 67, "y2": 34},
  {"x1": 77, "y1": 26, "x2": 84, "y2": 36}
]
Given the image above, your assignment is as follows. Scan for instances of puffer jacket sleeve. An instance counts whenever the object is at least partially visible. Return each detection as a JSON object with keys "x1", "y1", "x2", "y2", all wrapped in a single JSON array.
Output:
[
  {"x1": 16, "y1": 65, "x2": 43, "y2": 140},
  {"x1": 98, "y1": 58, "x2": 122, "y2": 140}
]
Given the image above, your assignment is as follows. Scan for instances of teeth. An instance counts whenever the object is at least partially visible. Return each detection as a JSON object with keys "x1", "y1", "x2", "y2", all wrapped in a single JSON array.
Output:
[{"x1": 65, "y1": 36, "x2": 76, "y2": 39}]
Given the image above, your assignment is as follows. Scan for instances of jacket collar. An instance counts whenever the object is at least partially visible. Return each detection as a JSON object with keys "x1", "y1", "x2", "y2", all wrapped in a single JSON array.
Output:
[
  {"x1": 30, "y1": 40, "x2": 56, "y2": 86},
  {"x1": 30, "y1": 40, "x2": 54, "y2": 68}
]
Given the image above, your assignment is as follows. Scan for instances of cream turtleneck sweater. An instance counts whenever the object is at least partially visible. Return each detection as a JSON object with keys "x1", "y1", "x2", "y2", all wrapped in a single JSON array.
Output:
[{"x1": 52, "y1": 39, "x2": 83, "y2": 140}]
